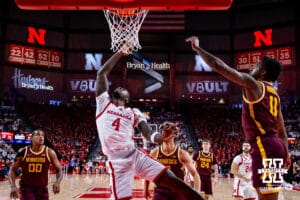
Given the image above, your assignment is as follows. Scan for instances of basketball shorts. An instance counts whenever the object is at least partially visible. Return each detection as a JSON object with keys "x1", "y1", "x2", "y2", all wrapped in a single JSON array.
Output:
[
  {"x1": 108, "y1": 149, "x2": 167, "y2": 200},
  {"x1": 232, "y1": 179, "x2": 257, "y2": 199},
  {"x1": 20, "y1": 186, "x2": 49, "y2": 200},
  {"x1": 251, "y1": 135, "x2": 287, "y2": 194},
  {"x1": 153, "y1": 186, "x2": 185, "y2": 200},
  {"x1": 200, "y1": 175, "x2": 213, "y2": 195}
]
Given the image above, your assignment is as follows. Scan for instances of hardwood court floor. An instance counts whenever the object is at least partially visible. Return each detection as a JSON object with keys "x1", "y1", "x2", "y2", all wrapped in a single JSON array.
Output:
[{"x1": 0, "y1": 174, "x2": 299, "y2": 200}]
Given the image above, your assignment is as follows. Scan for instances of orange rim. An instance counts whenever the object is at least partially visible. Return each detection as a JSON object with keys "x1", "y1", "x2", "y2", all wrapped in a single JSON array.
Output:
[{"x1": 107, "y1": 9, "x2": 143, "y2": 17}]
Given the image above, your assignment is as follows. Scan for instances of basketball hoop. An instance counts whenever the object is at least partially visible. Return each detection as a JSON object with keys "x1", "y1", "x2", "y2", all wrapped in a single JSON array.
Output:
[{"x1": 104, "y1": 9, "x2": 148, "y2": 53}]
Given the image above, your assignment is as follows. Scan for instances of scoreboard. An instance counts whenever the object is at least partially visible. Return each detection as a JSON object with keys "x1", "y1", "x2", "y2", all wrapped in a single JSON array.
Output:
[
  {"x1": 235, "y1": 46, "x2": 293, "y2": 70},
  {"x1": 234, "y1": 26, "x2": 295, "y2": 71},
  {"x1": 8, "y1": 44, "x2": 62, "y2": 68}
]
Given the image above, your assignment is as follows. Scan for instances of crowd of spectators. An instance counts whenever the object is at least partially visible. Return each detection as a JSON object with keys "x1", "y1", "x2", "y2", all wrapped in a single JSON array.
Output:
[
  {"x1": 0, "y1": 88, "x2": 19, "y2": 179},
  {"x1": 190, "y1": 105, "x2": 243, "y2": 176},
  {"x1": 0, "y1": 87, "x2": 300, "y2": 186},
  {"x1": 21, "y1": 102, "x2": 98, "y2": 173},
  {"x1": 189, "y1": 104, "x2": 300, "y2": 185},
  {"x1": 0, "y1": 139, "x2": 15, "y2": 179},
  {"x1": 133, "y1": 102, "x2": 191, "y2": 152}
]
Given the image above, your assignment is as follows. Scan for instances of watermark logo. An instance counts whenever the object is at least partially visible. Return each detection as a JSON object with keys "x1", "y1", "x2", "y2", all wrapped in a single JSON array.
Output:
[{"x1": 258, "y1": 158, "x2": 287, "y2": 184}]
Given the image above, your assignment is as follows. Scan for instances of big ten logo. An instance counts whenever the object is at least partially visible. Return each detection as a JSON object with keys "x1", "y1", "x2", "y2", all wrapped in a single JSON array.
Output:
[
  {"x1": 194, "y1": 55, "x2": 212, "y2": 72},
  {"x1": 85, "y1": 53, "x2": 103, "y2": 70},
  {"x1": 70, "y1": 79, "x2": 112, "y2": 92},
  {"x1": 258, "y1": 158, "x2": 288, "y2": 184}
]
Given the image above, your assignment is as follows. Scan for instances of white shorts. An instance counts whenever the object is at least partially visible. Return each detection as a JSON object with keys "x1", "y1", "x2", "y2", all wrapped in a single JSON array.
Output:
[
  {"x1": 108, "y1": 149, "x2": 167, "y2": 200},
  {"x1": 232, "y1": 179, "x2": 257, "y2": 199}
]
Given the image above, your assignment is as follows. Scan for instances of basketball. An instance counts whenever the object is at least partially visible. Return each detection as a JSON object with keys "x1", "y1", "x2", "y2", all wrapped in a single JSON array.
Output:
[{"x1": 161, "y1": 122, "x2": 179, "y2": 140}]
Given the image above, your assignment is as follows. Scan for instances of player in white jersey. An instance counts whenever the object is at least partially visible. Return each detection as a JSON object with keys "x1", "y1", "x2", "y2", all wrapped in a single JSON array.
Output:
[
  {"x1": 231, "y1": 141, "x2": 257, "y2": 200},
  {"x1": 95, "y1": 44, "x2": 205, "y2": 200}
]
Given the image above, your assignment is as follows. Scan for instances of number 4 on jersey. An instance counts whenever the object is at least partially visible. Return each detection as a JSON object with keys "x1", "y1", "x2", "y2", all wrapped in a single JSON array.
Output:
[{"x1": 112, "y1": 118, "x2": 121, "y2": 131}]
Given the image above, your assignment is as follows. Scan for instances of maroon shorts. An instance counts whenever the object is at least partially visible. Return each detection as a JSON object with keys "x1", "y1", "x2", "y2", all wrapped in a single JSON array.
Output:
[
  {"x1": 250, "y1": 135, "x2": 287, "y2": 190},
  {"x1": 199, "y1": 175, "x2": 212, "y2": 195},
  {"x1": 153, "y1": 186, "x2": 185, "y2": 200},
  {"x1": 20, "y1": 186, "x2": 49, "y2": 200}
]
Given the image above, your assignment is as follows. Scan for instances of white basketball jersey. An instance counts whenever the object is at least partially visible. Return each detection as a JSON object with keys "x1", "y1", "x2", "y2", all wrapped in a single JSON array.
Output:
[
  {"x1": 232, "y1": 154, "x2": 252, "y2": 185},
  {"x1": 95, "y1": 92, "x2": 146, "y2": 158}
]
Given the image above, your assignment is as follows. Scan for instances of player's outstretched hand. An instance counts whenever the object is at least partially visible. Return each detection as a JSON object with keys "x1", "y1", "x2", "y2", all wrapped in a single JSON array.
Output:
[
  {"x1": 161, "y1": 122, "x2": 179, "y2": 142},
  {"x1": 119, "y1": 42, "x2": 132, "y2": 56},
  {"x1": 185, "y1": 36, "x2": 200, "y2": 51}
]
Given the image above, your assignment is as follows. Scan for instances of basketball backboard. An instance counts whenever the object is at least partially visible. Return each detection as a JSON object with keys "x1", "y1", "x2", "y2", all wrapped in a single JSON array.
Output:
[{"x1": 15, "y1": 0, "x2": 233, "y2": 10}]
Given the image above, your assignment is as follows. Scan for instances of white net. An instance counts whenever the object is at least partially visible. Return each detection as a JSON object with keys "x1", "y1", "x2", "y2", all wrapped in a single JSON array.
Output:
[{"x1": 104, "y1": 9, "x2": 149, "y2": 53}]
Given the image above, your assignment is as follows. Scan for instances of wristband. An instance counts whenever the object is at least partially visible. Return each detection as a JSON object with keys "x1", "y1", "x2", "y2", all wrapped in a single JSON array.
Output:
[{"x1": 150, "y1": 132, "x2": 160, "y2": 143}]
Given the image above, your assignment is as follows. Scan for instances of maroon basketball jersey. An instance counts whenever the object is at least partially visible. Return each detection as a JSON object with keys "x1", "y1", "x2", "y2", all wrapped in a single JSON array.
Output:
[
  {"x1": 193, "y1": 151, "x2": 217, "y2": 176},
  {"x1": 20, "y1": 146, "x2": 51, "y2": 187},
  {"x1": 155, "y1": 145, "x2": 184, "y2": 179},
  {"x1": 242, "y1": 81, "x2": 279, "y2": 142}
]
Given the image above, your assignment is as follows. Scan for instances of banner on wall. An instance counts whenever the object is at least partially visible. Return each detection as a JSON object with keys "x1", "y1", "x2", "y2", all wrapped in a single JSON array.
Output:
[
  {"x1": 235, "y1": 46, "x2": 293, "y2": 70},
  {"x1": 8, "y1": 44, "x2": 62, "y2": 68},
  {"x1": 186, "y1": 80, "x2": 229, "y2": 94},
  {"x1": 11, "y1": 68, "x2": 54, "y2": 91},
  {"x1": 175, "y1": 75, "x2": 230, "y2": 98},
  {"x1": 68, "y1": 53, "x2": 107, "y2": 71},
  {"x1": 127, "y1": 73, "x2": 169, "y2": 98},
  {"x1": 69, "y1": 79, "x2": 96, "y2": 93},
  {"x1": 65, "y1": 74, "x2": 120, "y2": 96},
  {"x1": 0, "y1": 131, "x2": 32, "y2": 144},
  {"x1": 0, "y1": 132, "x2": 14, "y2": 140},
  {"x1": 3, "y1": 67, "x2": 64, "y2": 102}
]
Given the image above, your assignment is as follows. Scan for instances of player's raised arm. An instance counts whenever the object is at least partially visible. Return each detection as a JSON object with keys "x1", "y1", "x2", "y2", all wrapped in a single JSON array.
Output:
[
  {"x1": 95, "y1": 45, "x2": 130, "y2": 97},
  {"x1": 139, "y1": 122, "x2": 164, "y2": 144},
  {"x1": 185, "y1": 36, "x2": 259, "y2": 91}
]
